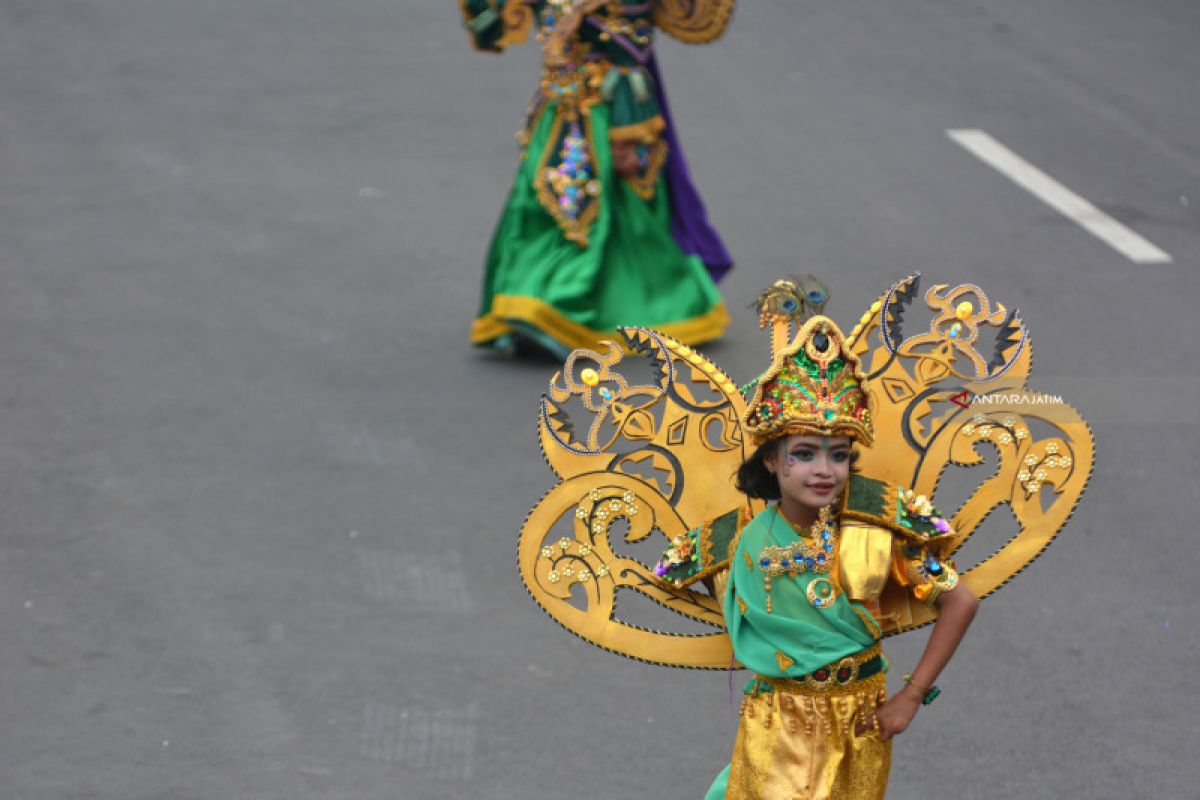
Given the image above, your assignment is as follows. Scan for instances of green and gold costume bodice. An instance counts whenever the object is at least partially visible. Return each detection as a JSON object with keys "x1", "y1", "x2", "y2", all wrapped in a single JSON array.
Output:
[{"x1": 655, "y1": 474, "x2": 962, "y2": 670}]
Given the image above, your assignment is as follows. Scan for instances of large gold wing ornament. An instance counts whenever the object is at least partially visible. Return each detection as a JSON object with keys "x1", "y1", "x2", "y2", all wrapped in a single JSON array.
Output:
[
  {"x1": 844, "y1": 273, "x2": 1094, "y2": 632},
  {"x1": 518, "y1": 275, "x2": 1094, "y2": 667},
  {"x1": 519, "y1": 329, "x2": 758, "y2": 667}
]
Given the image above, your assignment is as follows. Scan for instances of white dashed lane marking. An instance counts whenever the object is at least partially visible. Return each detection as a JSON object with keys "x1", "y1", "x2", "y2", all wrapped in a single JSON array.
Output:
[{"x1": 947, "y1": 128, "x2": 1173, "y2": 264}]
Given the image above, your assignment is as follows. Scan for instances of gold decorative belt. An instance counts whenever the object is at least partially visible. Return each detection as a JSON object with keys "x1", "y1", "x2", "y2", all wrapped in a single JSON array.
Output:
[{"x1": 757, "y1": 644, "x2": 884, "y2": 693}]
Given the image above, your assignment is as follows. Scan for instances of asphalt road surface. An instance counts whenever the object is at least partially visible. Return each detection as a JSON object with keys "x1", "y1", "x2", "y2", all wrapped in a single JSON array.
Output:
[{"x1": 2, "y1": 1, "x2": 1198, "y2": 798}]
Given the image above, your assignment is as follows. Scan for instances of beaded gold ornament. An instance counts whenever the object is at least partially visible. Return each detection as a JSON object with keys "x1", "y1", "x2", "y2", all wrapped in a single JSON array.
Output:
[
  {"x1": 757, "y1": 507, "x2": 840, "y2": 610},
  {"x1": 806, "y1": 577, "x2": 840, "y2": 609}
]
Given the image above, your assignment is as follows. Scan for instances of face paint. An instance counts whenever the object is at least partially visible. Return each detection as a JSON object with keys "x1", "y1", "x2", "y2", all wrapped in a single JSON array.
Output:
[
  {"x1": 771, "y1": 434, "x2": 853, "y2": 525},
  {"x1": 782, "y1": 441, "x2": 797, "y2": 476}
]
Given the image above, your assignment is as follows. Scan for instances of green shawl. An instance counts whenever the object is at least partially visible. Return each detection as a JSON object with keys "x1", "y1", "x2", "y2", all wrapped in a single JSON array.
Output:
[{"x1": 726, "y1": 507, "x2": 880, "y2": 678}]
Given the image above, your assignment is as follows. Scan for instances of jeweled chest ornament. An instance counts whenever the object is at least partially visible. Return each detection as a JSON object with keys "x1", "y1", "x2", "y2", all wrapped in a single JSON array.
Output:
[{"x1": 757, "y1": 506, "x2": 840, "y2": 610}]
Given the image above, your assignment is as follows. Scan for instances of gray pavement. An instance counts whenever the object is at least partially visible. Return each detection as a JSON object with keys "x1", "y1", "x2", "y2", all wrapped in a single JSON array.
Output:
[{"x1": 1, "y1": 1, "x2": 1198, "y2": 798}]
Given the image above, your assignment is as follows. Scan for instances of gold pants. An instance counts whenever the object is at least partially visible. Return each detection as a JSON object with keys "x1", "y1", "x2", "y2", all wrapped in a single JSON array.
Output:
[{"x1": 725, "y1": 669, "x2": 890, "y2": 800}]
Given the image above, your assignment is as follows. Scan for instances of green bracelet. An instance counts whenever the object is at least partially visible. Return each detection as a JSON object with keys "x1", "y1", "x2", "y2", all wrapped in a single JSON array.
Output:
[{"x1": 902, "y1": 673, "x2": 941, "y2": 705}]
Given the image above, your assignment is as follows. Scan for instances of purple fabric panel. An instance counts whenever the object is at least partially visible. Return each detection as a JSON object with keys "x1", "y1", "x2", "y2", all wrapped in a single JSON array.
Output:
[{"x1": 647, "y1": 54, "x2": 733, "y2": 282}]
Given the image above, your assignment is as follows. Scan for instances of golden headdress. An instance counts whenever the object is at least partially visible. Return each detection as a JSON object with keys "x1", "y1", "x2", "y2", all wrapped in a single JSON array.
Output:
[{"x1": 742, "y1": 315, "x2": 873, "y2": 447}]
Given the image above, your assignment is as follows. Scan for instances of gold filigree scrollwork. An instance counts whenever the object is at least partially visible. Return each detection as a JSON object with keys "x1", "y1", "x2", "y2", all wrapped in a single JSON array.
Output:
[
  {"x1": 652, "y1": 0, "x2": 737, "y2": 44},
  {"x1": 540, "y1": 339, "x2": 660, "y2": 467},
  {"x1": 897, "y1": 402, "x2": 1093, "y2": 630},
  {"x1": 519, "y1": 476, "x2": 731, "y2": 667},
  {"x1": 895, "y1": 282, "x2": 1026, "y2": 382},
  {"x1": 847, "y1": 274, "x2": 1093, "y2": 633},
  {"x1": 459, "y1": 0, "x2": 538, "y2": 52},
  {"x1": 498, "y1": 0, "x2": 537, "y2": 47},
  {"x1": 527, "y1": 327, "x2": 752, "y2": 666}
]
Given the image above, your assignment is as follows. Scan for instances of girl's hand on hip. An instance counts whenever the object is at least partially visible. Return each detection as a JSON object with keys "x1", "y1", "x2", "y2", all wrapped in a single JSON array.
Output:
[{"x1": 857, "y1": 689, "x2": 920, "y2": 741}]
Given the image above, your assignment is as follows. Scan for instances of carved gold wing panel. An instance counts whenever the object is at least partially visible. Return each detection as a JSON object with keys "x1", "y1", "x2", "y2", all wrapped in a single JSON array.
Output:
[
  {"x1": 520, "y1": 275, "x2": 1094, "y2": 664},
  {"x1": 846, "y1": 274, "x2": 1094, "y2": 633},
  {"x1": 519, "y1": 327, "x2": 754, "y2": 667}
]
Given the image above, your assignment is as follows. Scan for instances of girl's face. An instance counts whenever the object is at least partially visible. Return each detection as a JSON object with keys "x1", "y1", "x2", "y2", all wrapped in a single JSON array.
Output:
[{"x1": 765, "y1": 434, "x2": 852, "y2": 515}]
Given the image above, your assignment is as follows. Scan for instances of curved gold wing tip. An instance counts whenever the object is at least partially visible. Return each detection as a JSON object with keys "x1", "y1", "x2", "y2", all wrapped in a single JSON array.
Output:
[
  {"x1": 534, "y1": 415, "x2": 569, "y2": 480},
  {"x1": 616, "y1": 325, "x2": 664, "y2": 353},
  {"x1": 963, "y1": 470, "x2": 1094, "y2": 608},
  {"x1": 539, "y1": 395, "x2": 603, "y2": 458},
  {"x1": 617, "y1": 324, "x2": 736, "y2": 378},
  {"x1": 920, "y1": 400, "x2": 1095, "y2": 614},
  {"x1": 516, "y1": 558, "x2": 731, "y2": 670},
  {"x1": 518, "y1": 474, "x2": 734, "y2": 671},
  {"x1": 524, "y1": 588, "x2": 732, "y2": 669},
  {"x1": 889, "y1": 271, "x2": 921, "y2": 287}
]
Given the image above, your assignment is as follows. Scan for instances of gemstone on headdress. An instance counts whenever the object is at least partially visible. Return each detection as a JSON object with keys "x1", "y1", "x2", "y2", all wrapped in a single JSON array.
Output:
[{"x1": 813, "y1": 333, "x2": 829, "y2": 352}]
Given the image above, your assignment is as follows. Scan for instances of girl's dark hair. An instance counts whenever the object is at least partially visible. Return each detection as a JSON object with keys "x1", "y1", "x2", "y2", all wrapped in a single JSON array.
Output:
[
  {"x1": 735, "y1": 440, "x2": 783, "y2": 500},
  {"x1": 734, "y1": 438, "x2": 861, "y2": 500}
]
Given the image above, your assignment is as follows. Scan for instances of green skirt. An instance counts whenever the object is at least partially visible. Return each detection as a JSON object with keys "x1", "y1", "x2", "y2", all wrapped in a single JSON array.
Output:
[{"x1": 471, "y1": 101, "x2": 728, "y2": 358}]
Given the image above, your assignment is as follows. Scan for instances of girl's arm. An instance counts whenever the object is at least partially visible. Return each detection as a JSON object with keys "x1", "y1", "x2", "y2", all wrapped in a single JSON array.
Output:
[{"x1": 868, "y1": 584, "x2": 978, "y2": 741}]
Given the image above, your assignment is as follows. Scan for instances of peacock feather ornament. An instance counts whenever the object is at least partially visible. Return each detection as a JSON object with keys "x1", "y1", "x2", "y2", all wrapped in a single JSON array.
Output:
[{"x1": 518, "y1": 275, "x2": 1094, "y2": 668}]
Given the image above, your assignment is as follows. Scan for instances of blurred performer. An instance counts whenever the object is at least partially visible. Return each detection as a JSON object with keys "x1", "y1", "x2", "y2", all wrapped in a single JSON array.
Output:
[{"x1": 459, "y1": 0, "x2": 736, "y2": 357}]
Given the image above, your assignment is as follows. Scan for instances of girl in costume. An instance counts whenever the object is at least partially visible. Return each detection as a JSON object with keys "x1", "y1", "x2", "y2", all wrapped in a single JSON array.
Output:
[
  {"x1": 686, "y1": 316, "x2": 979, "y2": 799},
  {"x1": 458, "y1": 0, "x2": 735, "y2": 358},
  {"x1": 517, "y1": 275, "x2": 1092, "y2": 798}
]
